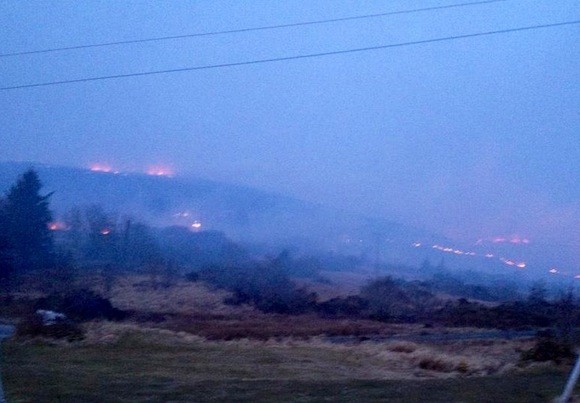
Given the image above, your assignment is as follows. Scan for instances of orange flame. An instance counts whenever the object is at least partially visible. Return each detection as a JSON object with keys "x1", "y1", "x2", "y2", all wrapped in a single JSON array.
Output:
[
  {"x1": 89, "y1": 163, "x2": 113, "y2": 173},
  {"x1": 490, "y1": 235, "x2": 530, "y2": 244},
  {"x1": 48, "y1": 221, "x2": 68, "y2": 231},
  {"x1": 146, "y1": 165, "x2": 174, "y2": 177}
]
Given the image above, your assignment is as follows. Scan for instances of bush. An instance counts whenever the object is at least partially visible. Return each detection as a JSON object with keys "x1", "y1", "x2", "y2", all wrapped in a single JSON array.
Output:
[
  {"x1": 198, "y1": 262, "x2": 318, "y2": 315},
  {"x1": 521, "y1": 333, "x2": 574, "y2": 364},
  {"x1": 317, "y1": 296, "x2": 368, "y2": 317},
  {"x1": 360, "y1": 276, "x2": 414, "y2": 321},
  {"x1": 418, "y1": 357, "x2": 452, "y2": 372},
  {"x1": 16, "y1": 313, "x2": 84, "y2": 341},
  {"x1": 34, "y1": 289, "x2": 126, "y2": 322}
]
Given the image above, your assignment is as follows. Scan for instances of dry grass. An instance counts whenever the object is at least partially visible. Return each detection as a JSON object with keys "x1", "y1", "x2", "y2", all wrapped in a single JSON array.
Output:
[
  {"x1": 158, "y1": 313, "x2": 409, "y2": 340},
  {"x1": 75, "y1": 275, "x2": 435, "y2": 341},
  {"x1": 386, "y1": 341, "x2": 419, "y2": 353},
  {"x1": 5, "y1": 273, "x2": 544, "y2": 380},
  {"x1": 5, "y1": 326, "x2": 573, "y2": 403},
  {"x1": 106, "y1": 276, "x2": 252, "y2": 316},
  {"x1": 74, "y1": 321, "x2": 537, "y2": 380},
  {"x1": 6, "y1": 274, "x2": 495, "y2": 343},
  {"x1": 3, "y1": 273, "x2": 574, "y2": 401}
]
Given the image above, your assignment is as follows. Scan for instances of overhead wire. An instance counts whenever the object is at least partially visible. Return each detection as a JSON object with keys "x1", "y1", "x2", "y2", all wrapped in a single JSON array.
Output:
[
  {"x1": 0, "y1": 0, "x2": 509, "y2": 58},
  {"x1": 1, "y1": 20, "x2": 578, "y2": 91}
]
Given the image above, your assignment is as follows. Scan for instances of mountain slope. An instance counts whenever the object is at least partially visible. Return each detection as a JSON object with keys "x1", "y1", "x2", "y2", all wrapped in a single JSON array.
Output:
[
  {"x1": 0, "y1": 162, "x2": 429, "y2": 250},
  {"x1": 0, "y1": 161, "x2": 574, "y2": 280}
]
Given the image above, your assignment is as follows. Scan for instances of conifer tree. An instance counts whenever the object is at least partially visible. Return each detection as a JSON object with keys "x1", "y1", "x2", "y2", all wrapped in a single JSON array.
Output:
[
  {"x1": 3, "y1": 169, "x2": 53, "y2": 271},
  {"x1": 0, "y1": 197, "x2": 13, "y2": 289}
]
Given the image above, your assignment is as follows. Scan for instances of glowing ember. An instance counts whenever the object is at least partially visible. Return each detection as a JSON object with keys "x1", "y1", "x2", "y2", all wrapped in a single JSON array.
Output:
[
  {"x1": 549, "y1": 268, "x2": 558, "y2": 274},
  {"x1": 490, "y1": 235, "x2": 530, "y2": 244},
  {"x1": 90, "y1": 163, "x2": 113, "y2": 173},
  {"x1": 48, "y1": 221, "x2": 67, "y2": 231},
  {"x1": 428, "y1": 243, "x2": 529, "y2": 269},
  {"x1": 431, "y1": 244, "x2": 475, "y2": 257},
  {"x1": 100, "y1": 228, "x2": 111, "y2": 235},
  {"x1": 412, "y1": 242, "x2": 421, "y2": 247},
  {"x1": 500, "y1": 258, "x2": 515, "y2": 266},
  {"x1": 146, "y1": 165, "x2": 174, "y2": 177},
  {"x1": 509, "y1": 236, "x2": 530, "y2": 244},
  {"x1": 191, "y1": 221, "x2": 202, "y2": 230}
]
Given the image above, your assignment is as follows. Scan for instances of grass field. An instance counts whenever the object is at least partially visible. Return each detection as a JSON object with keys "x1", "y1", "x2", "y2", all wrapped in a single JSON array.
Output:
[
  {"x1": 2, "y1": 324, "x2": 576, "y2": 402},
  {"x1": 2, "y1": 276, "x2": 579, "y2": 402}
]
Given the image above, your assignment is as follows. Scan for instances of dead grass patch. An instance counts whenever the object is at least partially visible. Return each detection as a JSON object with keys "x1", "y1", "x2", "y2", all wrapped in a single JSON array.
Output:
[
  {"x1": 75, "y1": 321, "x2": 536, "y2": 380},
  {"x1": 386, "y1": 341, "x2": 418, "y2": 353},
  {"x1": 100, "y1": 275, "x2": 254, "y2": 316},
  {"x1": 158, "y1": 313, "x2": 419, "y2": 341}
]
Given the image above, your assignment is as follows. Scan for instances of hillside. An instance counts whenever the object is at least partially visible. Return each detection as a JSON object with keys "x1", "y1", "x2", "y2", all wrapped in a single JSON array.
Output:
[
  {"x1": 0, "y1": 161, "x2": 574, "y2": 282},
  {"x1": 0, "y1": 161, "x2": 431, "y2": 254}
]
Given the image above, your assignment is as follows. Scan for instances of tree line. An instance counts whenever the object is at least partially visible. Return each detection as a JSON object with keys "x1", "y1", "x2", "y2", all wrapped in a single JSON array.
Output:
[{"x1": 0, "y1": 169, "x2": 239, "y2": 293}]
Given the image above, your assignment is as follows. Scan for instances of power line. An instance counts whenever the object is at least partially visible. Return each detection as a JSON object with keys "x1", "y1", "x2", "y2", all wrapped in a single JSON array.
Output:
[
  {"x1": 1, "y1": 20, "x2": 578, "y2": 91},
  {"x1": 0, "y1": 0, "x2": 508, "y2": 58}
]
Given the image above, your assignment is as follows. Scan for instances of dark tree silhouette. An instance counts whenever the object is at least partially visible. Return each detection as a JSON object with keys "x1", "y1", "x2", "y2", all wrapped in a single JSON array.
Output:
[
  {"x1": 0, "y1": 197, "x2": 14, "y2": 290},
  {"x1": 528, "y1": 279, "x2": 548, "y2": 305},
  {"x1": 3, "y1": 169, "x2": 54, "y2": 271},
  {"x1": 360, "y1": 276, "x2": 413, "y2": 321}
]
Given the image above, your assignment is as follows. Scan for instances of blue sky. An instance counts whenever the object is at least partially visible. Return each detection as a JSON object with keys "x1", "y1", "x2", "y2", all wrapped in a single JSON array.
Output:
[{"x1": 0, "y1": 0, "x2": 578, "y2": 252}]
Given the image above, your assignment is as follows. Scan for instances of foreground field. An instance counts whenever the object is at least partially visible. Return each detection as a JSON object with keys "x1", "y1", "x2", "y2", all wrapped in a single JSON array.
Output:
[
  {"x1": 2, "y1": 276, "x2": 579, "y2": 401},
  {"x1": 2, "y1": 323, "x2": 576, "y2": 402}
]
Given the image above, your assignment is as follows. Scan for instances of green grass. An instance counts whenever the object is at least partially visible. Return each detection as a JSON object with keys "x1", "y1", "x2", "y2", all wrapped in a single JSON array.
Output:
[{"x1": 2, "y1": 336, "x2": 577, "y2": 403}]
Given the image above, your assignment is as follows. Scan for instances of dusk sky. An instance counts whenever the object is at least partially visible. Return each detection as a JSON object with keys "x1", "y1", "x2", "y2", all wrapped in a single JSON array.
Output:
[{"x1": 1, "y1": 0, "x2": 578, "y2": 251}]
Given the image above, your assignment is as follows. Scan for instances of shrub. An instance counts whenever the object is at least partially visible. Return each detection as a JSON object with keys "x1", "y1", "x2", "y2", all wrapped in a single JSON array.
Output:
[
  {"x1": 418, "y1": 356, "x2": 454, "y2": 372},
  {"x1": 198, "y1": 262, "x2": 318, "y2": 315},
  {"x1": 16, "y1": 313, "x2": 84, "y2": 341},
  {"x1": 521, "y1": 334, "x2": 574, "y2": 364},
  {"x1": 317, "y1": 296, "x2": 368, "y2": 317},
  {"x1": 360, "y1": 276, "x2": 413, "y2": 321},
  {"x1": 34, "y1": 289, "x2": 126, "y2": 322}
]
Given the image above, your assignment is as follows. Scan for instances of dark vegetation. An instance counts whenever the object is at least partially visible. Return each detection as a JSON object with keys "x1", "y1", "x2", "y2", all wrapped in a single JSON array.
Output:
[
  {"x1": 1, "y1": 169, "x2": 579, "y2": 358},
  {"x1": 188, "y1": 252, "x2": 317, "y2": 314},
  {"x1": 15, "y1": 313, "x2": 84, "y2": 341},
  {"x1": 421, "y1": 262, "x2": 521, "y2": 302},
  {"x1": 521, "y1": 329, "x2": 575, "y2": 364},
  {"x1": 34, "y1": 289, "x2": 126, "y2": 322}
]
